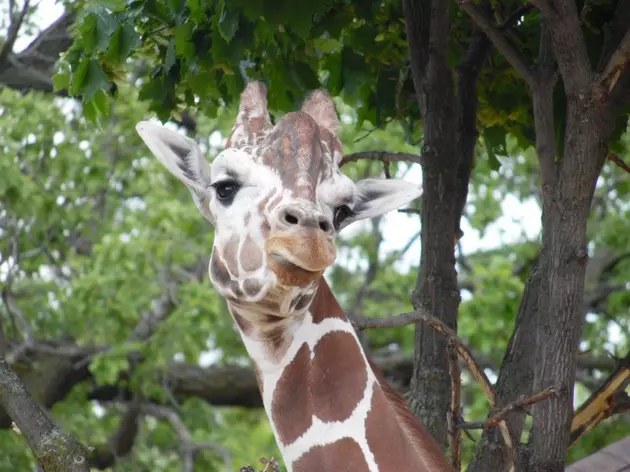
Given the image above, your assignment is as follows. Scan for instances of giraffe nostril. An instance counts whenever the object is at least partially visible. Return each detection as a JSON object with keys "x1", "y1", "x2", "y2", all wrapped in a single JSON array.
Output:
[
  {"x1": 284, "y1": 211, "x2": 299, "y2": 225},
  {"x1": 319, "y1": 220, "x2": 331, "y2": 232}
]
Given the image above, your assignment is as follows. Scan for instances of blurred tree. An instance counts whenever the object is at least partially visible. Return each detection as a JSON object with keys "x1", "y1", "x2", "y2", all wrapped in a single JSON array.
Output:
[{"x1": 0, "y1": 0, "x2": 629, "y2": 471}]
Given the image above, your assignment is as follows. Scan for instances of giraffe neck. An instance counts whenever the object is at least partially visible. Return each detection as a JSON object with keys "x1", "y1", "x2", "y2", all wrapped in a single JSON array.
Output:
[{"x1": 227, "y1": 281, "x2": 454, "y2": 472}]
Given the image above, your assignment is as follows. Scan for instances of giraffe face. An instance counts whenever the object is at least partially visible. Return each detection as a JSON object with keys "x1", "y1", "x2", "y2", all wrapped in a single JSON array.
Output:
[{"x1": 136, "y1": 82, "x2": 422, "y2": 303}]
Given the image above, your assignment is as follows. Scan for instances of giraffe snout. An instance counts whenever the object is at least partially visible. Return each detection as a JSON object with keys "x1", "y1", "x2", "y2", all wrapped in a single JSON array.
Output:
[{"x1": 275, "y1": 204, "x2": 333, "y2": 235}]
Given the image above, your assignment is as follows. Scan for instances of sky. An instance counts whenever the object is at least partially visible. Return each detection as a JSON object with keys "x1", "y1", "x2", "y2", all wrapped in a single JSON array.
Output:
[{"x1": 11, "y1": 1, "x2": 623, "y2": 395}]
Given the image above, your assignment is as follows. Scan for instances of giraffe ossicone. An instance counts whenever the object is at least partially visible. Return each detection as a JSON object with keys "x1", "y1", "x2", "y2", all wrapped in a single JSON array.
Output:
[{"x1": 136, "y1": 82, "x2": 454, "y2": 472}]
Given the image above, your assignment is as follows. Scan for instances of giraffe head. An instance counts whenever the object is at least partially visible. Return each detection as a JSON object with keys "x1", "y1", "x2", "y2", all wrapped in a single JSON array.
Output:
[{"x1": 136, "y1": 82, "x2": 421, "y2": 308}]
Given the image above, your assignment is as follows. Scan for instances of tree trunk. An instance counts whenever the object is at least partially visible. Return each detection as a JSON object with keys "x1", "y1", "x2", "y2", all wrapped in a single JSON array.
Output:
[
  {"x1": 404, "y1": 0, "x2": 489, "y2": 448},
  {"x1": 528, "y1": 98, "x2": 607, "y2": 471},
  {"x1": 467, "y1": 258, "x2": 541, "y2": 471},
  {"x1": 404, "y1": 0, "x2": 461, "y2": 447}
]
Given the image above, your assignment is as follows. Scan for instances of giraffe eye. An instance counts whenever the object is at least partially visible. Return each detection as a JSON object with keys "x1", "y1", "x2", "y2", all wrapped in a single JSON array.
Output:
[
  {"x1": 212, "y1": 180, "x2": 240, "y2": 205},
  {"x1": 333, "y1": 205, "x2": 354, "y2": 229}
]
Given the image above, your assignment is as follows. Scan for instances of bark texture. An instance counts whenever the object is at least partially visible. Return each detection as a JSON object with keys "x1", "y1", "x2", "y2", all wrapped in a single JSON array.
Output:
[{"x1": 403, "y1": 0, "x2": 490, "y2": 448}]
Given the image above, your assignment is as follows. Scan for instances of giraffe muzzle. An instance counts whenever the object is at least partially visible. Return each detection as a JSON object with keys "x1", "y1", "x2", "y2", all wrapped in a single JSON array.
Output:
[{"x1": 264, "y1": 231, "x2": 336, "y2": 286}]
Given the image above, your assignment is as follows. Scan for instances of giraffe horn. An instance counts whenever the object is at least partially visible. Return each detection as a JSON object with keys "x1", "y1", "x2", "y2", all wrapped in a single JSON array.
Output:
[
  {"x1": 300, "y1": 89, "x2": 339, "y2": 137},
  {"x1": 225, "y1": 81, "x2": 272, "y2": 149}
]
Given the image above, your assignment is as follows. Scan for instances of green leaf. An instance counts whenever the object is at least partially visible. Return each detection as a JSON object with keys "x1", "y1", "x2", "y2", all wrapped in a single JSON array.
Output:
[
  {"x1": 313, "y1": 37, "x2": 340, "y2": 53},
  {"x1": 52, "y1": 61, "x2": 71, "y2": 92},
  {"x1": 175, "y1": 22, "x2": 196, "y2": 59},
  {"x1": 165, "y1": 41, "x2": 176, "y2": 71},
  {"x1": 70, "y1": 57, "x2": 89, "y2": 96},
  {"x1": 187, "y1": 0, "x2": 207, "y2": 24},
  {"x1": 218, "y1": 6, "x2": 240, "y2": 43},
  {"x1": 82, "y1": 60, "x2": 110, "y2": 100},
  {"x1": 105, "y1": 22, "x2": 140, "y2": 64},
  {"x1": 482, "y1": 128, "x2": 502, "y2": 171},
  {"x1": 79, "y1": 6, "x2": 120, "y2": 53}
]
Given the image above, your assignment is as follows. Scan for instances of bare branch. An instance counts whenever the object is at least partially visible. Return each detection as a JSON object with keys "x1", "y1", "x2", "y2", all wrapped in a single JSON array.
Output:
[
  {"x1": 457, "y1": 0, "x2": 537, "y2": 87},
  {"x1": 0, "y1": 0, "x2": 31, "y2": 72},
  {"x1": 459, "y1": 386, "x2": 557, "y2": 430},
  {"x1": 597, "y1": 28, "x2": 630, "y2": 94},
  {"x1": 141, "y1": 404, "x2": 232, "y2": 469},
  {"x1": 339, "y1": 151, "x2": 422, "y2": 168},
  {"x1": 607, "y1": 152, "x2": 630, "y2": 174},
  {"x1": 446, "y1": 341, "x2": 462, "y2": 471},
  {"x1": 0, "y1": 357, "x2": 89, "y2": 471},
  {"x1": 570, "y1": 351, "x2": 630, "y2": 447}
]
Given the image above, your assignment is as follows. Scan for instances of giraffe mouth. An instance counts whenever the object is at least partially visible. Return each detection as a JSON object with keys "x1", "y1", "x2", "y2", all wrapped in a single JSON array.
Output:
[
  {"x1": 264, "y1": 235, "x2": 334, "y2": 287},
  {"x1": 269, "y1": 251, "x2": 319, "y2": 274}
]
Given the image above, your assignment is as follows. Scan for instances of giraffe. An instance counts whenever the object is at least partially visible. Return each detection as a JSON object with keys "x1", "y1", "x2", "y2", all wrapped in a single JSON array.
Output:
[{"x1": 135, "y1": 81, "x2": 454, "y2": 472}]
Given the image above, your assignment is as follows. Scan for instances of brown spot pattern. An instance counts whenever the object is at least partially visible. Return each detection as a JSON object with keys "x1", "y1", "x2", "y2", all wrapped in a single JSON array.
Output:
[
  {"x1": 242, "y1": 279, "x2": 262, "y2": 297},
  {"x1": 310, "y1": 280, "x2": 347, "y2": 323},
  {"x1": 222, "y1": 235, "x2": 240, "y2": 275},
  {"x1": 272, "y1": 343, "x2": 312, "y2": 444},
  {"x1": 292, "y1": 438, "x2": 370, "y2": 472},
  {"x1": 230, "y1": 281, "x2": 244, "y2": 298},
  {"x1": 291, "y1": 293, "x2": 312, "y2": 312},
  {"x1": 365, "y1": 389, "x2": 425, "y2": 471},
  {"x1": 310, "y1": 332, "x2": 367, "y2": 422},
  {"x1": 210, "y1": 252, "x2": 230, "y2": 287},
  {"x1": 240, "y1": 235, "x2": 262, "y2": 272}
]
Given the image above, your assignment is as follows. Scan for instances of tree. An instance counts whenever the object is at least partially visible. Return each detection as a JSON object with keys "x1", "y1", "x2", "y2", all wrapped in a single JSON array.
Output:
[{"x1": 0, "y1": 0, "x2": 629, "y2": 471}]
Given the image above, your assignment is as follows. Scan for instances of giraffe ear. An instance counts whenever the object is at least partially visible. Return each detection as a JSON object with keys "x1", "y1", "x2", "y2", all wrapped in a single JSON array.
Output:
[
  {"x1": 135, "y1": 121, "x2": 215, "y2": 225},
  {"x1": 226, "y1": 81, "x2": 273, "y2": 149},
  {"x1": 301, "y1": 89, "x2": 339, "y2": 137},
  {"x1": 339, "y1": 178, "x2": 422, "y2": 230}
]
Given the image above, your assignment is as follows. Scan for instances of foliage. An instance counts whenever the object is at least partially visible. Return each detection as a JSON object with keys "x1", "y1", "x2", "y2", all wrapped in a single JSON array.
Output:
[{"x1": 1, "y1": 0, "x2": 630, "y2": 470}]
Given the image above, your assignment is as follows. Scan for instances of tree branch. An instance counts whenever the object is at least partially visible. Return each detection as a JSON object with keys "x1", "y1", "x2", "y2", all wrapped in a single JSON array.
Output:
[
  {"x1": 570, "y1": 351, "x2": 630, "y2": 447},
  {"x1": 459, "y1": 386, "x2": 556, "y2": 431},
  {"x1": 402, "y1": 0, "x2": 431, "y2": 117},
  {"x1": 446, "y1": 341, "x2": 462, "y2": 471},
  {"x1": 457, "y1": 0, "x2": 537, "y2": 87},
  {"x1": 0, "y1": 0, "x2": 31, "y2": 72},
  {"x1": 530, "y1": 0, "x2": 592, "y2": 94},
  {"x1": 352, "y1": 309, "x2": 517, "y2": 468},
  {"x1": 0, "y1": 357, "x2": 89, "y2": 472},
  {"x1": 0, "y1": 10, "x2": 75, "y2": 94},
  {"x1": 597, "y1": 28, "x2": 630, "y2": 95},
  {"x1": 339, "y1": 151, "x2": 422, "y2": 168},
  {"x1": 141, "y1": 403, "x2": 232, "y2": 470}
]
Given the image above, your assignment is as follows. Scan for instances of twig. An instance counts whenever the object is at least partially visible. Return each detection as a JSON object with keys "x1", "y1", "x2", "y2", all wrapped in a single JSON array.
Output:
[
  {"x1": 339, "y1": 151, "x2": 422, "y2": 168},
  {"x1": 141, "y1": 404, "x2": 232, "y2": 469},
  {"x1": 353, "y1": 118, "x2": 394, "y2": 143},
  {"x1": 0, "y1": 0, "x2": 31, "y2": 72},
  {"x1": 570, "y1": 351, "x2": 630, "y2": 446},
  {"x1": 446, "y1": 341, "x2": 462, "y2": 471},
  {"x1": 350, "y1": 310, "x2": 515, "y2": 469},
  {"x1": 383, "y1": 161, "x2": 392, "y2": 178},
  {"x1": 351, "y1": 310, "x2": 496, "y2": 403},
  {"x1": 459, "y1": 386, "x2": 556, "y2": 430},
  {"x1": 597, "y1": 28, "x2": 630, "y2": 94},
  {"x1": 0, "y1": 357, "x2": 89, "y2": 471},
  {"x1": 456, "y1": 0, "x2": 537, "y2": 87},
  {"x1": 260, "y1": 457, "x2": 281, "y2": 472},
  {"x1": 607, "y1": 152, "x2": 630, "y2": 174},
  {"x1": 397, "y1": 208, "x2": 422, "y2": 215}
]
